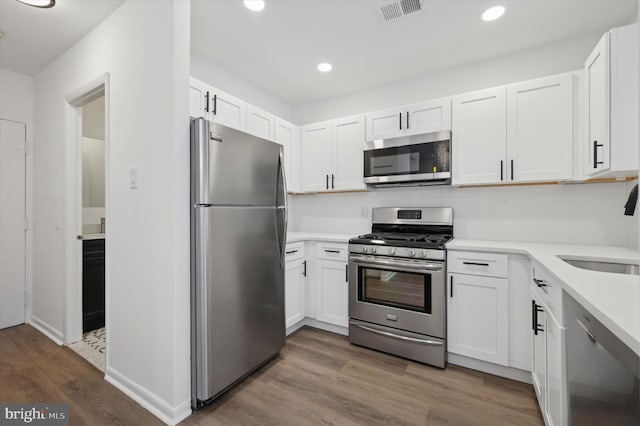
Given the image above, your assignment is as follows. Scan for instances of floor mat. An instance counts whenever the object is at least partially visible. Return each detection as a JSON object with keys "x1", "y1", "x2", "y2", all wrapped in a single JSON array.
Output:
[{"x1": 69, "y1": 327, "x2": 105, "y2": 372}]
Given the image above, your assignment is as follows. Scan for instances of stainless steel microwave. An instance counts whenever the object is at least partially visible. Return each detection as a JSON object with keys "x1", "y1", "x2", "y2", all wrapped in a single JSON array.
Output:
[{"x1": 363, "y1": 130, "x2": 451, "y2": 187}]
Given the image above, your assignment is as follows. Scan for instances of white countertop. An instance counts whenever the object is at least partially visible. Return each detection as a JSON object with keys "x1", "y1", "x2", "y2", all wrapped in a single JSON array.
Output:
[
  {"x1": 447, "y1": 239, "x2": 640, "y2": 356},
  {"x1": 287, "y1": 232, "x2": 355, "y2": 244},
  {"x1": 83, "y1": 233, "x2": 106, "y2": 240}
]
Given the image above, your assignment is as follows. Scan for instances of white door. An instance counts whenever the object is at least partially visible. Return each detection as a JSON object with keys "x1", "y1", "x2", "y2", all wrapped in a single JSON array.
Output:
[
  {"x1": 210, "y1": 86, "x2": 246, "y2": 131},
  {"x1": 365, "y1": 107, "x2": 403, "y2": 141},
  {"x1": 507, "y1": 74, "x2": 573, "y2": 182},
  {"x1": 189, "y1": 77, "x2": 210, "y2": 119},
  {"x1": 301, "y1": 121, "x2": 332, "y2": 192},
  {"x1": 405, "y1": 98, "x2": 452, "y2": 136},
  {"x1": 447, "y1": 273, "x2": 509, "y2": 365},
  {"x1": 285, "y1": 259, "x2": 305, "y2": 329},
  {"x1": 316, "y1": 259, "x2": 348, "y2": 327},
  {"x1": 545, "y1": 308, "x2": 565, "y2": 426},
  {"x1": 452, "y1": 87, "x2": 507, "y2": 185},
  {"x1": 531, "y1": 288, "x2": 547, "y2": 411},
  {"x1": 332, "y1": 115, "x2": 366, "y2": 191},
  {"x1": 275, "y1": 118, "x2": 297, "y2": 192},
  {"x1": 0, "y1": 119, "x2": 26, "y2": 329},
  {"x1": 246, "y1": 104, "x2": 275, "y2": 141},
  {"x1": 585, "y1": 32, "x2": 611, "y2": 175}
]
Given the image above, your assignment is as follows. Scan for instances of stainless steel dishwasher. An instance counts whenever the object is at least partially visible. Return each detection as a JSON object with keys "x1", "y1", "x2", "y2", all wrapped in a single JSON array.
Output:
[{"x1": 564, "y1": 293, "x2": 639, "y2": 425}]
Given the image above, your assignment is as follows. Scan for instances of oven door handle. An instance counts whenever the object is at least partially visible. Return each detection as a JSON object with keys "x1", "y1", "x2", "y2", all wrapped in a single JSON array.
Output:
[
  {"x1": 350, "y1": 321, "x2": 444, "y2": 346},
  {"x1": 350, "y1": 256, "x2": 444, "y2": 273}
]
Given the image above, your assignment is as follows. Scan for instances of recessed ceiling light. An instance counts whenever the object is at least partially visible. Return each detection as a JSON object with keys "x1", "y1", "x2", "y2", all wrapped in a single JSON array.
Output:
[
  {"x1": 482, "y1": 5, "x2": 505, "y2": 22},
  {"x1": 317, "y1": 63, "x2": 333, "y2": 73},
  {"x1": 244, "y1": 0, "x2": 265, "y2": 12},
  {"x1": 16, "y1": 0, "x2": 55, "y2": 8}
]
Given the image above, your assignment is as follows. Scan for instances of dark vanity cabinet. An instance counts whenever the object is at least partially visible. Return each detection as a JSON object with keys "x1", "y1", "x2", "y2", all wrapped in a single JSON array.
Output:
[{"x1": 83, "y1": 239, "x2": 105, "y2": 332}]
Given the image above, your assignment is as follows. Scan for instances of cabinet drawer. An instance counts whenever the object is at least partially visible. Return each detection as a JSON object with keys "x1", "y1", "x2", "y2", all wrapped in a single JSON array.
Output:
[
  {"x1": 317, "y1": 243, "x2": 348, "y2": 261},
  {"x1": 532, "y1": 262, "x2": 563, "y2": 315},
  {"x1": 447, "y1": 251, "x2": 508, "y2": 278},
  {"x1": 285, "y1": 242, "x2": 304, "y2": 262}
]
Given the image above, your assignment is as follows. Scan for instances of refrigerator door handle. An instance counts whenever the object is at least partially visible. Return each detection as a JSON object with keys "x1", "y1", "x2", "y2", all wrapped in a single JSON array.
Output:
[
  {"x1": 191, "y1": 118, "x2": 210, "y2": 206},
  {"x1": 276, "y1": 148, "x2": 288, "y2": 265}
]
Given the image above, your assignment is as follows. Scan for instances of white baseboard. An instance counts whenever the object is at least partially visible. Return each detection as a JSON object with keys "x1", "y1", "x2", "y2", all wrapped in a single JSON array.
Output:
[
  {"x1": 447, "y1": 353, "x2": 532, "y2": 384},
  {"x1": 105, "y1": 366, "x2": 191, "y2": 425},
  {"x1": 286, "y1": 320, "x2": 307, "y2": 336},
  {"x1": 29, "y1": 316, "x2": 64, "y2": 345},
  {"x1": 303, "y1": 318, "x2": 348, "y2": 336}
]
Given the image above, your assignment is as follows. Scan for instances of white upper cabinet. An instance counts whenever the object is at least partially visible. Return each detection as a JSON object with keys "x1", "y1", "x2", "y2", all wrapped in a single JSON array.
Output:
[
  {"x1": 189, "y1": 77, "x2": 210, "y2": 119},
  {"x1": 366, "y1": 98, "x2": 451, "y2": 141},
  {"x1": 452, "y1": 87, "x2": 507, "y2": 185},
  {"x1": 275, "y1": 118, "x2": 299, "y2": 193},
  {"x1": 506, "y1": 73, "x2": 573, "y2": 182},
  {"x1": 585, "y1": 23, "x2": 638, "y2": 178},
  {"x1": 209, "y1": 86, "x2": 246, "y2": 131},
  {"x1": 246, "y1": 104, "x2": 275, "y2": 141},
  {"x1": 301, "y1": 121, "x2": 333, "y2": 192},
  {"x1": 332, "y1": 115, "x2": 366, "y2": 191}
]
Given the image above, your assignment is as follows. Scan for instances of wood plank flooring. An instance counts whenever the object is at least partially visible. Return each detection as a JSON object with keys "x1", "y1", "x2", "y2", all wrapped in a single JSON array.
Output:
[{"x1": 0, "y1": 324, "x2": 543, "y2": 425}]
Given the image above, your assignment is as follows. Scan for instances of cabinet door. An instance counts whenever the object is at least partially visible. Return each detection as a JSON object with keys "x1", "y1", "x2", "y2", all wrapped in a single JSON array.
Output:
[
  {"x1": 507, "y1": 74, "x2": 573, "y2": 182},
  {"x1": 530, "y1": 288, "x2": 547, "y2": 412},
  {"x1": 316, "y1": 259, "x2": 348, "y2": 327},
  {"x1": 545, "y1": 309, "x2": 565, "y2": 426},
  {"x1": 285, "y1": 259, "x2": 305, "y2": 328},
  {"x1": 585, "y1": 32, "x2": 611, "y2": 175},
  {"x1": 210, "y1": 87, "x2": 246, "y2": 131},
  {"x1": 246, "y1": 104, "x2": 275, "y2": 141},
  {"x1": 451, "y1": 87, "x2": 507, "y2": 185},
  {"x1": 405, "y1": 98, "x2": 451, "y2": 136},
  {"x1": 332, "y1": 115, "x2": 366, "y2": 191},
  {"x1": 448, "y1": 273, "x2": 509, "y2": 365},
  {"x1": 301, "y1": 121, "x2": 332, "y2": 192},
  {"x1": 189, "y1": 77, "x2": 210, "y2": 119},
  {"x1": 365, "y1": 107, "x2": 403, "y2": 141},
  {"x1": 508, "y1": 256, "x2": 532, "y2": 371},
  {"x1": 275, "y1": 118, "x2": 298, "y2": 192}
]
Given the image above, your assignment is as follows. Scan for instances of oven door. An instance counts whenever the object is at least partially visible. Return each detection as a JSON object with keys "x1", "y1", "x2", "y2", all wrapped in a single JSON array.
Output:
[{"x1": 348, "y1": 254, "x2": 445, "y2": 338}]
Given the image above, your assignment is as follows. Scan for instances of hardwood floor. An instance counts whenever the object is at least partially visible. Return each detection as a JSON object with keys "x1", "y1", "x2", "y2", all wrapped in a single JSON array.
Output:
[
  {"x1": 0, "y1": 324, "x2": 543, "y2": 425},
  {"x1": 186, "y1": 326, "x2": 544, "y2": 426}
]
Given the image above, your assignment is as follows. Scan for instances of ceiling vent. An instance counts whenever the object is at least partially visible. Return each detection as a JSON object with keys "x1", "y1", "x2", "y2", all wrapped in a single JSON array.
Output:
[{"x1": 377, "y1": 0, "x2": 424, "y2": 23}]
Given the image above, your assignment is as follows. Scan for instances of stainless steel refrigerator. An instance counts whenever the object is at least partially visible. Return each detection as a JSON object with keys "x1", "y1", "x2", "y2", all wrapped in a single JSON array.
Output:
[{"x1": 190, "y1": 117, "x2": 287, "y2": 408}]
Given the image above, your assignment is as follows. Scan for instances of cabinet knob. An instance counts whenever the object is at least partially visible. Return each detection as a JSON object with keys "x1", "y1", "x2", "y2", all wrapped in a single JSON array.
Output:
[{"x1": 77, "y1": 235, "x2": 83, "y2": 240}]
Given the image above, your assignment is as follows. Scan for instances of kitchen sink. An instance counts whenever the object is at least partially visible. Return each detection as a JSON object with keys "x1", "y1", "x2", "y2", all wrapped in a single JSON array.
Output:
[{"x1": 559, "y1": 257, "x2": 640, "y2": 276}]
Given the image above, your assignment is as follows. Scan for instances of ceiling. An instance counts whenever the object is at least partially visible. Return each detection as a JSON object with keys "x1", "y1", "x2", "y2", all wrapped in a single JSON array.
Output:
[
  {"x1": 191, "y1": 0, "x2": 638, "y2": 106},
  {"x1": 0, "y1": 0, "x2": 124, "y2": 76}
]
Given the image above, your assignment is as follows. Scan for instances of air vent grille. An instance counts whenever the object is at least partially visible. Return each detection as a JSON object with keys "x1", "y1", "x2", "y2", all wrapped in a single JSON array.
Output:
[{"x1": 378, "y1": 0, "x2": 424, "y2": 23}]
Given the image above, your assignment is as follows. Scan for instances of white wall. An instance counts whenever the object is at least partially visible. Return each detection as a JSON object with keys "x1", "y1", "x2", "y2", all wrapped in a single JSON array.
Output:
[
  {"x1": 291, "y1": 182, "x2": 638, "y2": 248},
  {"x1": 191, "y1": 51, "x2": 294, "y2": 121},
  {"x1": 293, "y1": 31, "x2": 604, "y2": 125},
  {"x1": 33, "y1": 1, "x2": 191, "y2": 424},
  {"x1": 0, "y1": 68, "x2": 34, "y2": 322}
]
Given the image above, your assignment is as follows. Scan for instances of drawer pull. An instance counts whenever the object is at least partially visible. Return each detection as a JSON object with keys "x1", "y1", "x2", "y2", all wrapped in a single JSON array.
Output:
[
  {"x1": 324, "y1": 249, "x2": 340, "y2": 254},
  {"x1": 285, "y1": 250, "x2": 298, "y2": 255},
  {"x1": 462, "y1": 261, "x2": 489, "y2": 267},
  {"x1": 302, "y1": 260, "x2": 307, "y2": 277},
  {"x1": 533, "y1": 278, "x2": 548, "y2": 288}
]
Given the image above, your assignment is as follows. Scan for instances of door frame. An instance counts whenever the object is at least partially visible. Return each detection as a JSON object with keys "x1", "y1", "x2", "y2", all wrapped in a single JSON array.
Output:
[{"x1": 63, "y1": 73, "x2": 110, "y2": 353}]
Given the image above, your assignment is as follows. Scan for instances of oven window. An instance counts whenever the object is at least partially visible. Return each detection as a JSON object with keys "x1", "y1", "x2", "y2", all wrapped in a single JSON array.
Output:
[{"x1": 359, "y1": 267, "x2": 432, "y2": 314}]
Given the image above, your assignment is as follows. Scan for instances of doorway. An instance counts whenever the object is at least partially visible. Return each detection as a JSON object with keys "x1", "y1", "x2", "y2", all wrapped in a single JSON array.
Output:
[
  {"x1": 0, "y1": 118, "x2": 27, "y2": 330},
  {"x1": 64, "y1": 75, "x2": 109, "y2": 374}
]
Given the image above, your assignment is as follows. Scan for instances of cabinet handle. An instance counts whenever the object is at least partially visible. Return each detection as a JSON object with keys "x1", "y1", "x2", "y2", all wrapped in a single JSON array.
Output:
[
  {"x1": 324, "y1": 249, "x2": 340, "y2": 254},
  {"x1": 449, "y1": 275, "x2": 453, "y2": 298},
  {"x1": 302, "y1": 260, "x2": 307, "y2": 277},
  {"x1": 532, "y1": 301, "x2": 544, "y2": 335},
  {"x1": 325, "y1": 174, "x2": 329, "y2": 190},
  {"x1": 462, "y1": 261, "x2": 489, "y2": 267},
  {"x1": 500, "y1": 160, "x2": 504, "y2": 181},
  {"x1": 205, "y1": 91, "x2": 210, "y2": 113},
  {"x1": 212, "y1": 94, "x2": 217, "y2": 115},
  {"x1": 593, "y1": 140, "x2": 604, "y2": 169},
  {"x1": 285, "y1": 249, "x2": 298, "y2": 255},
  {"x1": 345, "y1": 264, "x2": 348, "y2": 282},
  {"x1": 399, "y1": 112, "x2": 402, "y2": 130},
  {"x1": 510, "y1": 159, "x2": 514, "y2": 181},
  {"x1": 331, "y1": 174, "x2": 335, "y2": 189},
  {"x1": 533, "y1": 278, "x2": 548, "y2": 288},
  {"x1": 406, "y1": 111, "x2": 410, "y2": 129},
  {"x1": 535, "y1": 304, "x2": 544, "y2": 335}
]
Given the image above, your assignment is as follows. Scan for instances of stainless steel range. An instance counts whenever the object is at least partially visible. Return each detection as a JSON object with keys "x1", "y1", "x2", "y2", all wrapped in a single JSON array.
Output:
[{"x1": 348, "y1": 207, "x2": 453, "y2": 368}]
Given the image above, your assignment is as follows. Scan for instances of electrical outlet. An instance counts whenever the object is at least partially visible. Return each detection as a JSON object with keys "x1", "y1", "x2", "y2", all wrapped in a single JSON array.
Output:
[
  {"x1": 361, "y1": 207, "x2": 369, "y2": 218},
  {"x1": 129, "y1": 167, "x2": 138, "y2": 189}
]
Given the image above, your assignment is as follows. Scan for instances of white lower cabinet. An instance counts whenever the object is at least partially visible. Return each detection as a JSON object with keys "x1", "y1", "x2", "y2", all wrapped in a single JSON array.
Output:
[
  {"x1": 315, "y1": 259, "x2": 349, "y2": 328},
  {"x1": 531, "y1": 287, "x2": 547, "y2": 409},
  {"x1": 448, "y1": 273, "x2": 509, "y2": 365},
  {"x1": 285, "y1": 243, "x2": 306, "y2": 329}
]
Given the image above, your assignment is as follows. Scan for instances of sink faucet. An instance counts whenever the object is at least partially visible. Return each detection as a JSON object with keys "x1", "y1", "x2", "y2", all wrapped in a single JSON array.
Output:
[{"x1": 624, "y1": 184, "x2": 638, "y2": 216}]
